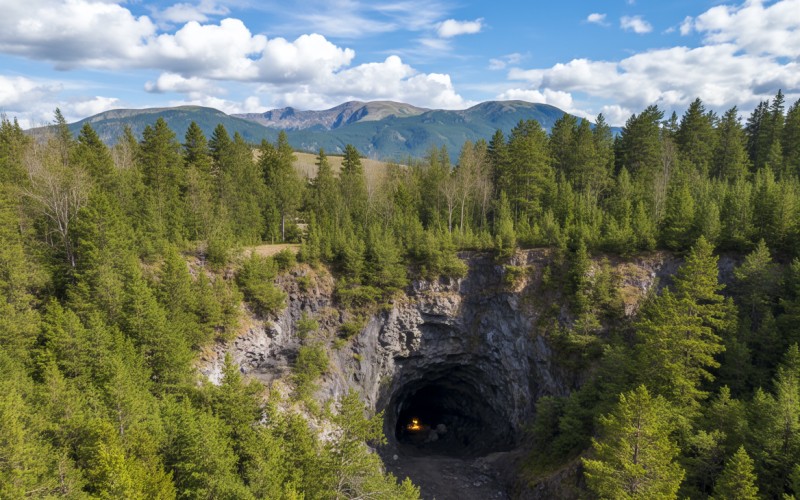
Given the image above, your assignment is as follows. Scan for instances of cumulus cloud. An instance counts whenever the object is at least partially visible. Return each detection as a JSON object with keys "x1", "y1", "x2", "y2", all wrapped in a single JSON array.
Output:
[
  {"x1": 262, "y1": 55, "x2": 469, "y2": 110},
  {"x1": 586, "y1": 13, "x2": 608, "y2": 26},
  {"x1": 497, "y1": 88, "x2": 575, "y2": 111},
  {"x1": 144, "y1": 73, "x2": 216, "y2": 94},
  {"x1": 620, "y1": 15, "x2": 653, "y2": 34},
  {"x1": 0, "y1": 76, "x2": 59, "y2": 109},
  {"x1": 500, "y1": 0, "x2": 800, "y2": 125},
  {"x1": 0, "y1": 0, "x2": 476, "y2": 117},
  {"x1": 0, "y1": 75, "x2": 121, "y2": 126},
  {"x1": 68, "y1": 96, "x2": 120, "y2": 118},
  {"x1": 437, "y1": 18, "x2": 483, "y2": 38},
  {"x1": 692, "y1": 0, "x2": 800, "y2": 57}
]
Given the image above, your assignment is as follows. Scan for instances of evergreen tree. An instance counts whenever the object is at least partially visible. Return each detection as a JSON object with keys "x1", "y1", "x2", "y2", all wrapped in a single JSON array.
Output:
[
  {"x1": 259, "y1": 131, "x2": 302, "y2": 242},
  {"x1": 712, "y1": 446, "x2": 759, "y2": 500},
  {"x1": 783, "y1": 99, "x2": 800, "y2": 177},
  {"x1": 138, "y1": 118, "x2": 186, "y2": 243},
  {"x1": 616, "y1": 105, "x2": 664, "y2": 182},
  {"x1": 583, "y1": 385, "x2": 684, "y2": 499},
  {"x1": 340, "y1": 144, "x2": 369, "y2": 230},
  {"x1": 637, "y1": 237, "x2": 734, "y2": 410},
  {"x1": 713, "y1": 107, "x2": 748, "y2": 181},
  {"x1": 676, "y1": 98, "x2": 717, "y2": 176}
]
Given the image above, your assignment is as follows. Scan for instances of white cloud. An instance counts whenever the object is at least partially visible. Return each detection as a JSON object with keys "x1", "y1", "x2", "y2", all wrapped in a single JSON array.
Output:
[
  {"x1": 586, "y1": 13, "x2": 608, "y2": 26},
  {"x1": 0, "y1": 75, "x2": 58, "y2": 109},
  {"x1": 154, "y1": 0, "x2": 229, "y2": 25},
  {"x1": 679, "y1": 16, "x2": 694, "y2": 36},
  {"x1": 280, "y1": 0, "x2": 450, "y2": 38},
  {"x1": 256, "y1": 34, "x2": 355, "y2": 83},
  {"x1": 693, "y1": 0, "x2": 800, "y2": 57},
  {"x1": 68, "y1": 96, "x2": 120, "y2": 118},
  {"x1": 500, "y1": 0, "x2": 800, "y2": 125},
  {"x1": 144, "y1": 73, "x2": 216, "y2": 94},
  {"x1": 497, "y1": 88, "x2": 575, "y2": 111},
  {"x1": 489, "y1": 52, "x2": 526, "y2": 71},
  {"x1": 168, "y1": 94, "x2": 265, "y2": 115},
  {"x1": 0, "y1": 75, "x2": 122, "y2": 126},
  {"x1": 263, "y1": 55, "x2": 469, "y2": 110},
  {"x1": 437, "y1": 18, "x2": 483, "y2": 38},
  {"x1": 489, "y1": 58, "x2": 506, "y2": 70},
  {"x1": 620, "y1": 15, "x2": 653, "y2": 34}
]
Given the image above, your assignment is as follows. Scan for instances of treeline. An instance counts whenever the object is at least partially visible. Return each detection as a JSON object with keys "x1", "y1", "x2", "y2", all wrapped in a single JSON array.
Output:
[
  {"x1": 1, "y1": 87, "x2": 800, "y2": 498},
  {"x1": 0, "y1": 111, "x2": 418, "y2": 498}
]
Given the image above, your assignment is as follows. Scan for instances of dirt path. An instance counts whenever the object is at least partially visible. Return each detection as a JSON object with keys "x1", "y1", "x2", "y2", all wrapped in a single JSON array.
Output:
[
  {"x1": 384, "y1": 450, "x2": 510, "y2": 500},
  {"x1": 241, "y1": 243, "x2": 300, "y2": 258}
]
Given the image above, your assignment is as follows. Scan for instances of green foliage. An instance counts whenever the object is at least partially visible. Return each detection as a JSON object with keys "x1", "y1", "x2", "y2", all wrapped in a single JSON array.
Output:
[
  {"x1": 236, "y1": 254, "x2": 286, "y2": 317},
  {"x1": 292, "y1": 344, "x2": 329, "y2": 401},
  {"x1": 583, "y1": 385, "x2": 684, "y2": 499},
  {"x1": 712, "y1": 446, "x2": 759, "y2": 500}
]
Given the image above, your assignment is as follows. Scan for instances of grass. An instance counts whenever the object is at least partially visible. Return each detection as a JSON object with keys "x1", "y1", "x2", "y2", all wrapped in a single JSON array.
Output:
[{"x1": 293, "y1": 151, "x2": 393, "y2": 190}]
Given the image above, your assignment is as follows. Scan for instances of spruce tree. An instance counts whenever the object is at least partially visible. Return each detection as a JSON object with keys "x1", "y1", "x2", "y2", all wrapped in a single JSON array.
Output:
[
  {"x1": 583, "y1": 385, "x2": 684, "y2": 499},
  {"x1": 712, "y1": 446, "x2": 759, "y2": 500}
]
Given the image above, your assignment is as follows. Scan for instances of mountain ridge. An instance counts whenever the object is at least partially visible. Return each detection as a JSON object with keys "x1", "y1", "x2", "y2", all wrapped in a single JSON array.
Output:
[
  {"x1": 233, "y1": 100, "x2": 428, "y2": 130},
  {"x1": 60, "y1": 100, "x2": 610, "y2": 161}
]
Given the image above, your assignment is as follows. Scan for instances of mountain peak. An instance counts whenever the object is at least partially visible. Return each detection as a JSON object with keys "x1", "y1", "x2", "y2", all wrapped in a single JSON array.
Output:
[{"x1": 232, "y1": 100, "x2": 428, "y2": 130}]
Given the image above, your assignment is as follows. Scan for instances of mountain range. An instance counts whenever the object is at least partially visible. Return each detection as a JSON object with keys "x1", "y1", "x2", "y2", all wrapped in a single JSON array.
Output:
[{"x1": 64, "y1": 100, "x2": 606, "y2": 162}]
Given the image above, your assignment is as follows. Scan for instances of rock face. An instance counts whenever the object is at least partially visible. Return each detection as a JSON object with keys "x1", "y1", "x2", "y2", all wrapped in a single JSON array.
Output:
[{"x1": 199, "y1": 249, "x2": 686, "y2": 497}]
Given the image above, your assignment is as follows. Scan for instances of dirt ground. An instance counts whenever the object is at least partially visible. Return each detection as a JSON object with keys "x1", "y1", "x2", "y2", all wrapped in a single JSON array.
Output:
[
  {"x1": 383, "y1": 447, "x2": 510, "y2": 500},
  {"x1": 241, "y1": 243, "x2": 300, "y2": 258}
]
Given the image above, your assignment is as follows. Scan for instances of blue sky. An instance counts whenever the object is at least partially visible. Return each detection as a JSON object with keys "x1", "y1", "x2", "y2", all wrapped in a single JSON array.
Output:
[{"x1": 0, "y1": 0, "x2": 798, "y2": 127}]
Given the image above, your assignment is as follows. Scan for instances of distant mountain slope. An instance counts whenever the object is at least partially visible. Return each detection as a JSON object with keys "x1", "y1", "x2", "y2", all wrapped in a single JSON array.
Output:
[
  {"x1": 61, "y1": 100, "x2": 611, "y2": 161},
  {"x1": 233, "y1": 101, "x2": 427, "y2": 130},
  {"x1": 67, "y1": 106, "x2": 277, "y2": 144},
  {"x1": 281, "y1": 100, "x2": 570, "y2": 160}
]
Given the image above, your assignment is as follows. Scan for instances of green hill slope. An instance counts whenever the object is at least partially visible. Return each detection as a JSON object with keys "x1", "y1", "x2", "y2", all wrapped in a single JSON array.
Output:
[{"x1": 61, "y1": 101, "x2": 602, "y2": 161}]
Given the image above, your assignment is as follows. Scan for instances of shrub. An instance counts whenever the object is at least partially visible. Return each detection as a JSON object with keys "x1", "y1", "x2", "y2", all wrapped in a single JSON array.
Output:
[
  {"x1": 236, "y1": 254, "x2": 286, "y2": 317},
  {"x1": 295, "y1": 313, "x2": 319, "y2": 340},
  {"x1": 292, "y1": 343, "x2": 329, "y2": 400},
  {"x1": 273, "y1": 248, "x2": 296, "y2": 272}
]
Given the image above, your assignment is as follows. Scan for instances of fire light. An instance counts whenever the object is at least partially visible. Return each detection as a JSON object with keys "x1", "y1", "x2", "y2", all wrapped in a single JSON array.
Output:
[{"x1": 407, "y1": 418, "x2": 422, "y2": 431}]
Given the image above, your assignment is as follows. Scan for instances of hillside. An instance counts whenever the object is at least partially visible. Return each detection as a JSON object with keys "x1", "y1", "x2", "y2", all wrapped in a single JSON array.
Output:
[
  {"x1": 66, "y1": 105, "x2": 279, "y2": 145},
  {"x1": 59, "y1": 100, "x2": 586, "y2": 161},
  {"x1": 233, "y1": 100, "x2": 427, "y2": 130}
]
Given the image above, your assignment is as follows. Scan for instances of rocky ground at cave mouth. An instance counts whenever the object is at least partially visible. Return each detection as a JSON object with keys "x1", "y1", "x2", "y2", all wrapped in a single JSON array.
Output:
[{"x1": 383, "y1": 449, "x2": 510, "y2": 500}]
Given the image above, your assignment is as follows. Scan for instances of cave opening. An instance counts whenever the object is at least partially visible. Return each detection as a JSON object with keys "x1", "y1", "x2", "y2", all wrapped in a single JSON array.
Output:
[{"x1": 388, "y1": 364, "x2": 515, "y2": 457}]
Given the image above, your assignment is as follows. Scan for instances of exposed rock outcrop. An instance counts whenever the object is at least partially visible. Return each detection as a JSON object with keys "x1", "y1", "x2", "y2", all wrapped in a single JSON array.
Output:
[{"x1": 199, "y1": 249, "x2": 687, "y2": 498}]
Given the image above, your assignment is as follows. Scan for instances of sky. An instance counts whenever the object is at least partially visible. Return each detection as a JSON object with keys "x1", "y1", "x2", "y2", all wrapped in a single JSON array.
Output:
[{"x1": 0, "y1": 0, "x2": 798, "y2": 128}]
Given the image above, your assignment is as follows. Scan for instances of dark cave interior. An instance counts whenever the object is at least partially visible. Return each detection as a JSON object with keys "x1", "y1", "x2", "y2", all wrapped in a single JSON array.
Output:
[{"x1": 389, "y1": 365, "x2": 515, "y2": 457}]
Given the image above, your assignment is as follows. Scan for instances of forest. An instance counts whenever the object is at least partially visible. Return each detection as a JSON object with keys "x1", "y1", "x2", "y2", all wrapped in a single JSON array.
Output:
[{"x1": 1, "y1": 88, "x2": 800, "y2": 498}]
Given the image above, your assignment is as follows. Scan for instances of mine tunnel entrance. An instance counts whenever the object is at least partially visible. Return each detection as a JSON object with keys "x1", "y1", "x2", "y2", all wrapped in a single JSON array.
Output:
[{"x1": 388, "y1": 365, "x2": 515, "y2": 457}]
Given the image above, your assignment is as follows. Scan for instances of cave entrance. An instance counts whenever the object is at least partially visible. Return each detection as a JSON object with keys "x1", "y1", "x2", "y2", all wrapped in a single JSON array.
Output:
[{"x1": 389, "y1": 365, "x2": 514, "y2": 457}]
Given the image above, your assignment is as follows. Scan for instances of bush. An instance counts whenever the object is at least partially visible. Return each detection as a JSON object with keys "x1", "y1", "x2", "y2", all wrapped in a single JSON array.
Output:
[
  {"x1": 273, "y1": 248, "x2": 296, "y2": 272},
  {"x1": 292, "y1": 343, "x2": 329, "y2": 400},
  {"x1": 236, "y1": 254, "x2": 286, "y2": 317},
  {"x1": 295, "y1": 312, "x2": 319, "y2": 340},
  {"x1": 339, "y1": 317, "x2": 366, "y2": 340},
  {"x1": 335, "y1": 280, "x2": 383, "y2": 309}
]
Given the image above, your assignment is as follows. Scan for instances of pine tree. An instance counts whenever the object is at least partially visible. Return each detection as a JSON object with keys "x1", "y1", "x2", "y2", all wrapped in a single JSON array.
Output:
[
  {"x1": 713, "y1": 107, "x2": 748, "y2": 181},
  {"x1": 637, "y1": 237, "x2": 734, "y2": 409},
  {"x1": 138, "y1": 118, "x2": 185, "y2": 243},
  {"x1": 783, "y1": 99, "x2": 800, "y2": 177},
  {"x1": 616, "y1": 105, "x2": 664, "y2": 183},
  {"x1": 259, "y1": 131, "x2": 302, "y2": 242},
  {"x1": 583, "y1": 385, "x2": 684, "y2": 499},
  {"x1": 712, "y1": 446, "x2": 759, "y2": 500},
  {"x1": 340, "y1": 144, "x2": 369, "y2": 230},
  {"x1": 677, "y1": 98, "x2": 717, "y2": 176}
]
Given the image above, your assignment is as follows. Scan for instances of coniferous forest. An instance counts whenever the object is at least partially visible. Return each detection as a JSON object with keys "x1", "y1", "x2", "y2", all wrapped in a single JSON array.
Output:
[{"x1": 2, "y1": 90, "x2": 800, "y2": 498}]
